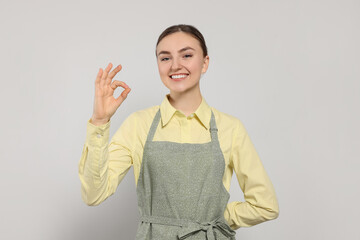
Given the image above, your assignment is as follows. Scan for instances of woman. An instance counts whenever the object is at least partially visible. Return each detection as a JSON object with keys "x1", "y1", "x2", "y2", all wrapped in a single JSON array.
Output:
[{"x1": 79, "y1": 24, "x2": 279, "y2": 239}]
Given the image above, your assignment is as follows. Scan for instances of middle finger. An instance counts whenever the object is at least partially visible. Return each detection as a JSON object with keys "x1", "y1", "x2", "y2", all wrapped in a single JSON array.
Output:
[{"x1": 106, "y1": 64, "x2": 122, "y2": 84}]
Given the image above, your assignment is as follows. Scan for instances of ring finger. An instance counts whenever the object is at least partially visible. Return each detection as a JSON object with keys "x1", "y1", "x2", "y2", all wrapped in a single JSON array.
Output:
[
  {"x1": 106, "y1": 64, "x2": 122, "y2": 85},
  {"x1": 101, "y1": 63, "x2": 113, "y2": 87}
]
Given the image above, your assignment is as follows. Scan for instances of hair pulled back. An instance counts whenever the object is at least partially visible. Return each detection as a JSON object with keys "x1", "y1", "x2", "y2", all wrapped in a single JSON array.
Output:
[{"x1": 156, "y1": 24, "x2": 208, "y2": 57}]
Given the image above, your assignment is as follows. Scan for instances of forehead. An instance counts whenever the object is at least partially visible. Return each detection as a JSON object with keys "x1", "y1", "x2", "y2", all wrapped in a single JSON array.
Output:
[{"x1": 156, "y1": 32, "x2": 201, "y2": 53}]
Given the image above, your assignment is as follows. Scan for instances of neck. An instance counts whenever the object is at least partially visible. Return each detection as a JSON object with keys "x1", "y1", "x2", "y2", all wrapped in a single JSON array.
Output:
[{"x1": 168, "y1": 87, "x2": 202, "y2": 117}]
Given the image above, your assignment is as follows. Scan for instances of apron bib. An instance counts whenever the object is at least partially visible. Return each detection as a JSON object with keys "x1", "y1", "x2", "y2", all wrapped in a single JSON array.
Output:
[{"x1": 135, "y1": 109, "x2": 236, "y2": 240}]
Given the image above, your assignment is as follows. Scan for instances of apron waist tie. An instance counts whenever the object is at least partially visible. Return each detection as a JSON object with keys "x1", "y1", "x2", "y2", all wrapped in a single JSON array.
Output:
[{"x1": 140, "y1": 215, "x2": 236, "y2": 240}]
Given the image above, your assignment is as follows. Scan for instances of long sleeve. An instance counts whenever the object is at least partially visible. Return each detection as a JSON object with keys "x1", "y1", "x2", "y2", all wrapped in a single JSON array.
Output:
[
  {"x1": 224, "y1": 119, "x2": 279, "y2": 229},
  {"x1": 78, "y1": 114, "x2": 135, "y2": 206}
]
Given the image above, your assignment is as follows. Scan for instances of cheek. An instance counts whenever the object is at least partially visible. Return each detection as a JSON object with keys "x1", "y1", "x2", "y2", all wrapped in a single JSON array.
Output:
[
  {"x1": 189, "y1": 61, "x2": 204, "y2": 73},
  {"x1": 158, "y1": 63, "x2": 169, "y2": 75},
  {"x1": 157, "y1": 66, "x2": 166, "y2": 76}
]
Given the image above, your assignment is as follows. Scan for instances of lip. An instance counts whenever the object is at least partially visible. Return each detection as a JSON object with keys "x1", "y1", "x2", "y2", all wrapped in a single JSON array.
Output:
[{"x1": 169, "y1": 73, "x2": 189, "y2": 81}]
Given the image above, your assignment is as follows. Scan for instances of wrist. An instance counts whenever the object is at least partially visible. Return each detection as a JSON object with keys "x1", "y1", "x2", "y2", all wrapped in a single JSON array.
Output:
[{"x1": 90, "y1": 117, "x2": 110, "y2": 126}]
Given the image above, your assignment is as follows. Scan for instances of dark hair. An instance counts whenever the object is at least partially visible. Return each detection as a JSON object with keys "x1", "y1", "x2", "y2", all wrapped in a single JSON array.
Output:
[{"x1": 156, "y1": 24, "x2": 208, "y2": 57}]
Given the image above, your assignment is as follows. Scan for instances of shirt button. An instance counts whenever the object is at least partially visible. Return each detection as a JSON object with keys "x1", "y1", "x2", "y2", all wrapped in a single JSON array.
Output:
[
  {"x1": 97, "y1": 133, "x2": 102, "y2": 138},
  {"x1": 189, "y1": 113, "x2": 194, "y2": 118}
]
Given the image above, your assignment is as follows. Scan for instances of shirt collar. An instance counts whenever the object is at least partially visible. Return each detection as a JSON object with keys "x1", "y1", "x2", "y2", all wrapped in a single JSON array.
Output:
[{"x1": 160, "y1": 94, "x2": 212, "y2": 130}]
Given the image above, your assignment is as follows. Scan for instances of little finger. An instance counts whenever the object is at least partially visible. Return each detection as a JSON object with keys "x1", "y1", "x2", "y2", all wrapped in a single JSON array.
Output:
[{"x1": 95, "y1": 68, "x2": 103, "y2": 85}]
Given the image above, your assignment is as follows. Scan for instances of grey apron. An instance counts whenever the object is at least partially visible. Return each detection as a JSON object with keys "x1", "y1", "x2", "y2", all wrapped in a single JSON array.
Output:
[{"x1": 135, "y1": 109, "x2": 236, "y2": 240}]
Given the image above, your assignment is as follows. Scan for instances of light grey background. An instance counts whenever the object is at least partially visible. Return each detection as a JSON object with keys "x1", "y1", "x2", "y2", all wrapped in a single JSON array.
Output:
[{"x1": 0, "y1": 0, "x2": 359, "y2": 239}]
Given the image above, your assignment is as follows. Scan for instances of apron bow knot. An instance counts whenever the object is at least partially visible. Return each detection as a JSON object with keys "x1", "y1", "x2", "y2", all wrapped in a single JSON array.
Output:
[
  {"x1": 177, "y1": 216, "x2": 236, "y2": 240},
  {"x1": 200, "y1": 222, "x2": 213, "y2": 231}
]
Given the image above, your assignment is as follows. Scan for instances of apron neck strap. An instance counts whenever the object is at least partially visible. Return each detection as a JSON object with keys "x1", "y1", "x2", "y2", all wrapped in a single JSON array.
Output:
[
  {"x1": 209, "y1": 110, "x2": 219, "y2": 142},
  {"x1": 146, "y1": 108, "x2": 219, "y2": 143},
  {"x1": 146, "y1": 108, "x2": 161, "y2": 142}
]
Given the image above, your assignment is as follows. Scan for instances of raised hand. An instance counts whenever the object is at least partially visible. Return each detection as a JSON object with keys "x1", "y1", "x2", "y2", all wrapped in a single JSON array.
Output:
[{"x1": 91, "y1": 62, "x2": 131, "y2": 126}]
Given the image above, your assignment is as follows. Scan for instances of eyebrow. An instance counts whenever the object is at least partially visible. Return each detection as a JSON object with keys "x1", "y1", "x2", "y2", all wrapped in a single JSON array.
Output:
[{"x1": 157, "y1": 46, "x2": 195, "y2": 56}]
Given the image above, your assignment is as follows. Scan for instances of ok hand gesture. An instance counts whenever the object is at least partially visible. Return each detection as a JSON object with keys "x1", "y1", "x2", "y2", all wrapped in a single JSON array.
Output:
[{"x1": 91, "y1": 63, "x2": 131, "y2": 126}]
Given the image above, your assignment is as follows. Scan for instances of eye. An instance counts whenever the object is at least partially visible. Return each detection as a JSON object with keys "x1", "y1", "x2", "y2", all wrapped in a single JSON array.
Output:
[
  {"x1": 160, "y1": 57, "x2": 170, "y2": 61},
  {"x1": 184, "y1": 54, "x2": 193, "y2": 58}
]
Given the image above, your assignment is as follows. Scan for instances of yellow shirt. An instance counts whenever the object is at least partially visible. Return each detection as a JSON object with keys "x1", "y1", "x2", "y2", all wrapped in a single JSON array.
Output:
[{"x1": 78, "y1": 94, "x2": 279, "y2": 230}]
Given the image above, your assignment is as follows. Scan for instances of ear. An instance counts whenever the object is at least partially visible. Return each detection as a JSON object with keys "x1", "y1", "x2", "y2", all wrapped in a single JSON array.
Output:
[{"x1": 201, "y1": 55, "x2": 210, "y2": 74}]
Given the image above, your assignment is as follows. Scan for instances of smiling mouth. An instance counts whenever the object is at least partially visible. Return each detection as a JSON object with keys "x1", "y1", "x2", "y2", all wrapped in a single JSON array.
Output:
[{"x1": 169, "y1": 74, "x2": 189, "y2": 80}]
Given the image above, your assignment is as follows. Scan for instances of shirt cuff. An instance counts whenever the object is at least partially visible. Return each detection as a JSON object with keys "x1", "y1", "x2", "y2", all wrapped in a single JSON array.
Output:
[{"x1": 86, "y1": 118, "x2": 110, "y2": 147}]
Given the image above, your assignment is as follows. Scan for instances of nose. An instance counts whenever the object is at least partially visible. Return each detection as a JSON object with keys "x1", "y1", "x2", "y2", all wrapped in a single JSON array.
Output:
[{"x1": 171, "y1": 57, "x2": 181, "y2": 71}]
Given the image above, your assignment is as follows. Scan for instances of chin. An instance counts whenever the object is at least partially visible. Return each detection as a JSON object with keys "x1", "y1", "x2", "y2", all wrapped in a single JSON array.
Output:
[
  {"x1": 170, "y1": 85, "x2": 198, "y2": 94},
  {"x1": 168, "y1": 87, "x2": 187, "y2": 94},
  {"x1": 162, "y1": 79, "x2": 199, "y2": 93}
]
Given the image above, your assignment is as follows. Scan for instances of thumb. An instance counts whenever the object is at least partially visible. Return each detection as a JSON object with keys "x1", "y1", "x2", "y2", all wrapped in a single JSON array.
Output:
[{"x1": 115, "y1": 88, "x2": 131, "y2": 106}]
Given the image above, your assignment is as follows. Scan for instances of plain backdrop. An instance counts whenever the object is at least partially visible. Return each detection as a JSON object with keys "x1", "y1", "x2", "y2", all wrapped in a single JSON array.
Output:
[{"x1": 0, "y1": 0, "x2": 359, "y2": 239}]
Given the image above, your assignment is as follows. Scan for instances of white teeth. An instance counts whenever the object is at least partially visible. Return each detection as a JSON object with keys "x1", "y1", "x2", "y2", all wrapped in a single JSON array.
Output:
[{"x1": 171, "y1": 74, "x2": 188, "y2": 79}]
